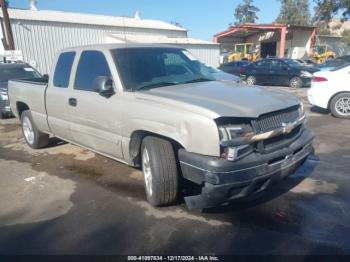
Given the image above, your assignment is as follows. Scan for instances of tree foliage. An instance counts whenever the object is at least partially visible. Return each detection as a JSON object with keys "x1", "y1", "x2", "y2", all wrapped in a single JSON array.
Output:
[
  {"x1": 313, "y1": 0, "x2": 350, "y2": 22},
  {"x1": 276, "y1": 0, "x2": 311, "y2": 25},
  {"x1": 234, "y1": 0, "x2": 260, "y2": 24}
]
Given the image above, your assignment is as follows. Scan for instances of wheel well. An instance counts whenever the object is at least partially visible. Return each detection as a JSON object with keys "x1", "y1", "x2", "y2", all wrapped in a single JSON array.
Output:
[
  {"x1": 129, "y1": 130, "x2": 184, "y2": 167},
  {"x1": 16, "y1": 102, "x2": 29, "y2": 117},
  {"x1": 327, "y1": 91, "x2": 350, "y2": 110}
]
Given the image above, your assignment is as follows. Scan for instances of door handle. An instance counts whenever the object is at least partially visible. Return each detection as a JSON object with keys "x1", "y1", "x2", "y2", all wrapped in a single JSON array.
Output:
[{"x1": 68, "y1": 98, "x2": 77, "y2": 107}]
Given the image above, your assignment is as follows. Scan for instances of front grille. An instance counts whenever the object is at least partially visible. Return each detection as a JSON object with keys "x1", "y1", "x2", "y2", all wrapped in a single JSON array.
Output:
[
  {"x1": 253, "y1": 106, "x2": 300, "y2": 133},
  {"x1": 262, "y1": 124, "x2": 302, "y2": 152}
]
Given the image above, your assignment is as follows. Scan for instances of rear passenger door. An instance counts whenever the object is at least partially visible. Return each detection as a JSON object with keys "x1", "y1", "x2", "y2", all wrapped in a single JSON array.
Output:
[
  {"x1": 68, "y1": 50, "x2": 123, "y2": 160},
  {"x1": 269, "y1": 59, "x2": 288, "y2": 85},
  {"x1": 252, "y1": 60, "x2": 270, "y2": 84},
  {"x1": 46, "y1": 51, "x2": 76, "y2": 141}
]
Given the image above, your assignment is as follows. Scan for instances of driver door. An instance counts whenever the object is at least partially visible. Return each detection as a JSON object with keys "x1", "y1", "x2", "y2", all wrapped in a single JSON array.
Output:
[{"x1": 68, "y1": 50, "x2": 124, "y2": 160}]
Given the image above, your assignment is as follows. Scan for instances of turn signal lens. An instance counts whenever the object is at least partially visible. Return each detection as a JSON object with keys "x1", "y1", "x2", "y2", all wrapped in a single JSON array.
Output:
[{"x1": 312, "y1": 76, "x2": 328, "y2": 82}]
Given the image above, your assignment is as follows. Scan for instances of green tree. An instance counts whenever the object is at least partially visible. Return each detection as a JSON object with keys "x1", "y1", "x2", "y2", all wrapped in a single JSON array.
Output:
[
  {"x1": 313, "y1": 0, "x2": 350, "y2": 22},
  {"x1": 234, "y1": 0, "x2": 260, "y2": 24},
  {"x1": 276, "y1": 0, "x2": 311, "y2": 25}
]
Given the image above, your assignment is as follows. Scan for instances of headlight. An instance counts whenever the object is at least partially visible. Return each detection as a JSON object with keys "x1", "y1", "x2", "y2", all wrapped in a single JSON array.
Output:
[
  {"x1": 298, "y1": 102, "x2": 305, "y2": 117},
  {"x1": 218, "y1": 124, "x2": 255, "y2": 161},
  {"x1": 300, "y1": 71, "x2": 312, "y2": 78},
  {"x1": 218, "y1": 124, "x2": 253, "y2": 143},
  {"x1": 0, "y1": 90, "x2": 8, "y2": 100}
]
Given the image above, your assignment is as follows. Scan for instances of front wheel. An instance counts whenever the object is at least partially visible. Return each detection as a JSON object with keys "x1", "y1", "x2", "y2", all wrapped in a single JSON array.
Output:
[
  {"x1": 141, "y1": 136, "x2": 179, "y2": 206},
  {"x1": 21, "y1": 110, "x2": 49, "y2": 149},
  {"x1": 330, "y1": 93, "x2": 350, "y2": 119},
  {"x1": 290, "y1": 76, "x2": 303, "y2": 88},
  {"x1": 246, "y1": 75, "x2": 256, "y2": 85}
]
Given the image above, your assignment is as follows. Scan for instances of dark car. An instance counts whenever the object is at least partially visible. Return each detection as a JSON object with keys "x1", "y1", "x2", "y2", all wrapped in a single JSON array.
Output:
[
  {"x1": 219, "y1": 60, "x2": 250, "y2": 76},
  {"x1": 240, "y1": 58, "x2": 320, "y2": 88},
  {"x1": 0, "y1": 63, "x2": 42, "y2": 118}
]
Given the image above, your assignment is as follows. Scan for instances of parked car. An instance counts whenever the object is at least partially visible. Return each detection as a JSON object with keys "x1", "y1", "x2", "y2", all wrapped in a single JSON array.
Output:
[
  {"x1": 9, "y1": 44, "x2": 314, "y2": 209},
  {"x1": 205, "y1": 65, "x2": 240, "y2": 83},
  {"x1": 0, "y1": 63, "x2": 42, "y2": 119},
  {"x1": 317, "y1": 56, "x2": 350, "y2": 71},
  {"x1": 241, "y1": 58, "x2": 319, "y2": 88},
  {"x1": 219, "y1": 60, "x2": 250, "y2": 76},
  {"x1": 308, "y1": 63, "x2": 350, "y2": 118}
]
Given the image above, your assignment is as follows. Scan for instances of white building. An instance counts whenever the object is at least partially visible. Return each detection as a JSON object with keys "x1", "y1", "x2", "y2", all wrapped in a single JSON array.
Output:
[{"x1": 0, "y1": 7, "x2": 220, "y2": 73}]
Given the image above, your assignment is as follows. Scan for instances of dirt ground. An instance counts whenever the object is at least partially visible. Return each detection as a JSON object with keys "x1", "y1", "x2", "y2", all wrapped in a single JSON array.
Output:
[{"x1": 0, "y1": 86, "x2": 349, "y2": 255}]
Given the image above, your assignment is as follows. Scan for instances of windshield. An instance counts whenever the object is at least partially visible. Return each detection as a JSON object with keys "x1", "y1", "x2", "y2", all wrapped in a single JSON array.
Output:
[
  {"x1": 313, "y1": 46, "x2": 326, "y2": 54},
  {"x1": 112, "y1": 47, "x2": 214, "y2": 91},
  {"x1": 330, "y1": 62, "x2": 350, "y2": 71},
  {"x1": 284, "y1": 59, "x2": 302, "y2": 68},
  {"x1": 205, "y1": 65, "x2": 220, "y2": 74},
  {"x1": 0, "y1": 66, "x2": 41, "y2": 82},
  {"x1": 320, "y1": 58, "x2": 347, "y2": 68}
]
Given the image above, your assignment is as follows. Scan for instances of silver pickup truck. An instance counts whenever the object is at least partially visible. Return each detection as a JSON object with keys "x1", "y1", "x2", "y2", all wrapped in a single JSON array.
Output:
[{"x1": 9, "y1": 44, "x2": 314, "y2": 209}]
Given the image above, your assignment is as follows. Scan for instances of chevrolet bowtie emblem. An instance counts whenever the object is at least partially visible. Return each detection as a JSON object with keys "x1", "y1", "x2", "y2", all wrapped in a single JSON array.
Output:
[{"x1": 282, "y1": 122, "x2": 294, "y2": 134}]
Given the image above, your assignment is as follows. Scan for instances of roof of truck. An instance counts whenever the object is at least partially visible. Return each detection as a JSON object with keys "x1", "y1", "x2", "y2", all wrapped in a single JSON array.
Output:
[{"x1": 60, "y1": 43, "x2": 184, "y2": 53}]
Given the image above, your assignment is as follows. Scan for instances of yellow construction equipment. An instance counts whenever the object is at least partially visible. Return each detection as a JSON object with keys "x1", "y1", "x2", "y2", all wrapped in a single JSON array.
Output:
[
  {"x1": 312, "y1": 45, "x2": 336, "y2": 64},
  {"x1": 228, "y1": 43, "x2": 259, "y2": 62}
]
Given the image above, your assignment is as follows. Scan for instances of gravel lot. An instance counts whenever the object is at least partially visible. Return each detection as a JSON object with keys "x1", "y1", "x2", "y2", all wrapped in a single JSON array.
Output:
[{"x1": 0, "y1": 86, "x2": 349, "y2": 255}]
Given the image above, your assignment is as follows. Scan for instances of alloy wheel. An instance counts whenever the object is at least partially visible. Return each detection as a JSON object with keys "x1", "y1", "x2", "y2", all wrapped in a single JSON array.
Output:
[{"x1": 335, "y1": 97, "x2": 350, "y2": 116}]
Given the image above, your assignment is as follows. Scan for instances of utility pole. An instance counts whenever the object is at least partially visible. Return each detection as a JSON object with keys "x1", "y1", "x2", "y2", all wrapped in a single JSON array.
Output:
[{"x1": 0, "y1": 0, "x2": 14, "y2": 50}]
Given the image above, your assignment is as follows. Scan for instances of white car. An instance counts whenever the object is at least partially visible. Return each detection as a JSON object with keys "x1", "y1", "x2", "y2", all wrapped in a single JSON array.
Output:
[{"x1": 308, "y1": 64, "x2": 350, "y2": 118}]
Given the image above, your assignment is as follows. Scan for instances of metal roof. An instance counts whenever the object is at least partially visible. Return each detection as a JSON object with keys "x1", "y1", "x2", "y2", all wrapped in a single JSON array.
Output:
[
  {"x1": 106, "y1": 33, "x2": 218, "y2": 45},
  {"x1": 214, "y1": 23, "x2": 315, "y2": 40},
  {"x1": 1, "y1": 8, "x2": 187, "y2": 32}
]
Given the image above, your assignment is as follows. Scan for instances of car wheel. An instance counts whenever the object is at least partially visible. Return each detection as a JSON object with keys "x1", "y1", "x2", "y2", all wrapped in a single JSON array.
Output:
[
  {"x1": 290, "y1": 77, "x2": 303, "y2": 88},
  {"x1": 246, "y1": 75, "x2": 256, "y2": 85},
  {"x1": 21, "y1": 110, "x2": 49, "y2": 149},
  {"x1": 0, "y1": 111, "x2": 4, "y2": 119},
  {"x1": 141, "y1": 136, "x2": 178, "y2": 206},
  {"x1": 330, "y1": 93, "x2": 350, "y2": 119}
]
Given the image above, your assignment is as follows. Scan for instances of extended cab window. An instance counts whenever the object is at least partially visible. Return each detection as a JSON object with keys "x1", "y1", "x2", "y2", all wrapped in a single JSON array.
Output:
[
  {"x1": 74, "y1": 51, "x2": 111, "y2": 91},
  {"x1": 53, "y1": 52, "x2": 75, "y2": 88}
]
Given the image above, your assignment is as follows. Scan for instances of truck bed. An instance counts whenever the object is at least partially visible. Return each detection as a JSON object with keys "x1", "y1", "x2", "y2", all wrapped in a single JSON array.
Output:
[{"x1": 8, "y1": 78, "x2": 50, "y2": 133}]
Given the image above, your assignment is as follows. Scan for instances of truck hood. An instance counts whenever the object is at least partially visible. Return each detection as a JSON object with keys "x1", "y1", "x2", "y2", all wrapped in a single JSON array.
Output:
[{"x1": 135, "y1": 81, "x2": 300, "y2": 119}]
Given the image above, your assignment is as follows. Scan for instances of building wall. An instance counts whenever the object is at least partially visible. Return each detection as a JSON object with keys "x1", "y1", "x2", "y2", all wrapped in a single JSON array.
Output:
[
  {"x1": 10, "y1": 19, "x2": 187, "y2": 73},
  {"x1": 218, "y1": 29, "x2": 313, "y2": 60},
  {"x1": 176, "y1": 44, "x2": 220, "y2": 67}
]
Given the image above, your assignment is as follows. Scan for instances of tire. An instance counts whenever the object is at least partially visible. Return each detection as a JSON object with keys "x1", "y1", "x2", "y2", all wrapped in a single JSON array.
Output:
[
  {"x1": 141, "y1": 136, "x2": 178, "y2": 206},
  {"x1": 290, "y1": 76, "x2": 303, "y2": 88},
  {"x1": 246, "y1": 75, "x2": 256, "y2": 85},
  {"x1": 0, "y1": 111, "x2": 4, "y2": 119},
  {"x1": 21, "y1": 110, "x2": 49, "y2": 149},
  {"x1": 330, "y1": 93, "x2": 350, "y2": 119}
]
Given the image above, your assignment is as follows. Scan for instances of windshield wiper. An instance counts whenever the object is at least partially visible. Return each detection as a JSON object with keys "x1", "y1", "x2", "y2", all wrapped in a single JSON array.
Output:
[
  {"x1": 137, "y1": 82, "x2": 179, "y2": 91},
  {"x1": 184, "y1": 78, "x2": 214, "y2": 84}
]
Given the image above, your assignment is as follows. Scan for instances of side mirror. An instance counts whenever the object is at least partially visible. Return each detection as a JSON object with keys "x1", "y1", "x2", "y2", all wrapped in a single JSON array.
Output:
[
  {"x1": 42, "y1": 74, "x2": 49, "y2": 80},
  {"x1": 93, "y1": 76, "x2": 115, "y2": 98}
]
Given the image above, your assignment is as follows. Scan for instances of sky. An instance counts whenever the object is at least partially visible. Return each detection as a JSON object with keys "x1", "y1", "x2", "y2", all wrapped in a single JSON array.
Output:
[{"x1": 8, "y1": 0, "x2": 314, "y2": 40}]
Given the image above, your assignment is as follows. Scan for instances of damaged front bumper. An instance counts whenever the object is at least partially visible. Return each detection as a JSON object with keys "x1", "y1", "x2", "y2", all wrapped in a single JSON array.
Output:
[{"x1": 179, "y1": 128, "x2": 314, "y2": 210}]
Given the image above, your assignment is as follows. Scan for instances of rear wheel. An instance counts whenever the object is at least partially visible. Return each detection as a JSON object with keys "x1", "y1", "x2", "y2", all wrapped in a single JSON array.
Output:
[
  {"x1": 141, "y1": 136, "x2": 178, "y2": 206},
  {"x1": 330, "y1": 93, "x2": 350, "y2": 119},
  {"x1": 246, "y1": 75, "x2": 256, "y2": 85},
  {"x1": 21, "y1": 110, "x2": 49, "y2": 149},
  {"x1": 290, "y1": 76, "x2": 302, "y2": 88}
]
